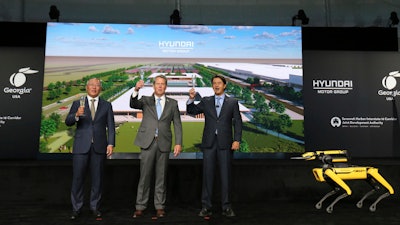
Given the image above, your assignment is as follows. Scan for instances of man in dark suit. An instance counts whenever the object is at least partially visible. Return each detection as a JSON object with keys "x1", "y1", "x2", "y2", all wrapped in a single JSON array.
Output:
[
  {"x1": 187, "y1": 74, "x2": 242, "y2": 218},
  {"x1": 130, "y1": 75, "x2": 182, "y2": 218},
  {"x1": 65, "y1": 78, "x2": 115, "y2": 220}
]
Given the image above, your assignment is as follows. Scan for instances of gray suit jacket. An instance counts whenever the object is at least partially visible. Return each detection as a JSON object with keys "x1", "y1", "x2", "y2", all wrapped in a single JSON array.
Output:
[
  {"x1": 130, "y1": 94, "x2": 182, "y2": 152},
  {"x1": 187, "y1": 95, "x2": 242, "y2": 149}
]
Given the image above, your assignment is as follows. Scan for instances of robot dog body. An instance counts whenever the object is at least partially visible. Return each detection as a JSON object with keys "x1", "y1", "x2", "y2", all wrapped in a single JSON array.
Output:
[{"x1": 295, "y1": 150, "x2": 394, "y2": 213}]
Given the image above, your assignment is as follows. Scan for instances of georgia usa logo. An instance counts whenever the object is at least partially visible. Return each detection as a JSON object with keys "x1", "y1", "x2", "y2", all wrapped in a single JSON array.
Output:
[
  {"x1": 379, "y1": 71, "x2": 400, "y2": 101},
  {"x1": 4, "y1": 67, "x2": 38, "y2": 98}
]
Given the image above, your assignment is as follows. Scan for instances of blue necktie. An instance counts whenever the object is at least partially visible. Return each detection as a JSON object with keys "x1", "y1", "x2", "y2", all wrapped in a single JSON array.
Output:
[
  {"x1": 156, "y1": 98, "x2": 162, "y2": 119},
  {"x1": 216, "y1": 97, "x2": 221, "y2": 117}
]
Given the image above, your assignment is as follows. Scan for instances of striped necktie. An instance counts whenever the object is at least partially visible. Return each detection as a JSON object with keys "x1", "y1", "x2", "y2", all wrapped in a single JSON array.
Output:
[{"x1": 90, "y1": 99, "x2": 96, "y2": 120}]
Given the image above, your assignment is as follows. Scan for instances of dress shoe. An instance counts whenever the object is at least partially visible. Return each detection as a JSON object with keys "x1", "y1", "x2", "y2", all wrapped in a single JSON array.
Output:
[
  {"x1": 156, "y1": 209, "x2": 166, "y2": 218},
  {"x1": 133, "y1": 210, "x2": 143, "y2": 218},
  {"x1": 198, "y1": 208, "x2": 212, "y2": 217},
  {"x1": 92, "y1": 210, "x2": 102, "y2": 218},
  {"x1": 70, "y1": 211, "x2": 80, "y2": 220},
  {"x1": 222, "y1": 208, "x2": 236, "y2": 217}
]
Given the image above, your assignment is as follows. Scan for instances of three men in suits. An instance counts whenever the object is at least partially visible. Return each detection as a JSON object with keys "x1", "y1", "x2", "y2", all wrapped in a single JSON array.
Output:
[
  {"x1": 65, "y1": 78, "x2": 115, "y2": 220},
  {"x1": 130, "y1": 75, "x2": 182, "y2": 218},
  {"x1": 187, "y1": 74, "x2": 242, "y2": 217}
]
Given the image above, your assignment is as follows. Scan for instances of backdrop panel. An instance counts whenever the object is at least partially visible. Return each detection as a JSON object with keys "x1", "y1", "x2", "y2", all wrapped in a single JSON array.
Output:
[
  {"x1": 0, "y1": 22, "x2": 46, "y2": 159},
  {"x1": 303, "y1": 50, "x2": 400, "y2": 158},
  {"x1": 0, "y1": 47, "x2": 45, "y2": 158}
]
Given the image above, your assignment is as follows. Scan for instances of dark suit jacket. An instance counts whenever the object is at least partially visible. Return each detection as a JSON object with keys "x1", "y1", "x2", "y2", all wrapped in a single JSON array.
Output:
[
  {"x1": 130, "y1": 94, "x2": 182, "y2": 152},
  {"x1": 187, "y1": 95, "x2": 242, "y2": 149},
  {"x1": 65, "y1": 97, "x2": 116, "y2": 154}
]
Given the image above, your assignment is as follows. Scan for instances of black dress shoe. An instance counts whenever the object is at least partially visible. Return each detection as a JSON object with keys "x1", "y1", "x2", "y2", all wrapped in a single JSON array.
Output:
[
  {"x1": 198, "y1": 208, "x2": 212, "y2": 217},
  {"x1": 70, "y1": 211, "x2": 80, "y2": 220},
  {"x1": 222, "y1": 208, "x2": 236, "y2": 217},
  {"x1": 92, "y1": 210, "x2": 102, "y2": 218}
]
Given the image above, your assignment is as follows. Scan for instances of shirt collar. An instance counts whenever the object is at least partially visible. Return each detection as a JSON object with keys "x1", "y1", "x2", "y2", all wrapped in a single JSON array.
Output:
[
  {"x1": 215, "y1": 94, "x2": 225, "y2": 100},
  {"x1": 155, "y1": 95, "x2": 165, "y2": 101},
  {"x1": 88, "y1": 96, "x2": 99, "y2": 101}
]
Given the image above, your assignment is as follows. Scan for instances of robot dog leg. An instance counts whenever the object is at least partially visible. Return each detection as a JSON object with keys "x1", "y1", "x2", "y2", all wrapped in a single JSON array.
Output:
[
  {"x1": 293, "y1": 150, "x2": 394, "y2": 213},
  {"x1": 356, "y1": 167, "x2": 394, "y2": 212},
  {"x1": 313, "y1": 167, "x2": 352, "y2": 213}
]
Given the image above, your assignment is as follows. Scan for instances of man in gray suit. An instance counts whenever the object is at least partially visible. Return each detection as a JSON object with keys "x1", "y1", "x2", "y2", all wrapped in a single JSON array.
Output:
[
  {"x1": 187, "y1": 74, "x2": 242, "y2": 218},
  {"x1": 130, "y1": 75, "x2": 182, "y2": 218},
  {"x1": 65, "y1": 78, "x2": 115, "y2": 220}
]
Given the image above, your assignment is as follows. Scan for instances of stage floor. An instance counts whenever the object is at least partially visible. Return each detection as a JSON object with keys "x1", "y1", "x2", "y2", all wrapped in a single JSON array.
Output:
[
  {"x1": 1, "y1": 159, "x2": 400, "y2": 225},
  {"x1": 2, "y1": 199, "x2": 400, "y2": 225}
]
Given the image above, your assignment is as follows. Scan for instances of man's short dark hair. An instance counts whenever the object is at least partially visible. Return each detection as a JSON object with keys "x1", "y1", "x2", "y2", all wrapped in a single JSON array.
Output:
[
  {"x1": 153, "y1": 75, "x2": 168, "y2": 85},
  {"x1": 212, "y1": 74, "x2": 226, "y2": 85}
]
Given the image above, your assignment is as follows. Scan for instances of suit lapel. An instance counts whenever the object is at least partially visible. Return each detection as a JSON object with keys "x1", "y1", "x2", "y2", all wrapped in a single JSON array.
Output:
[
  {"x1": 93, "y1": 98, "x2": 102, "y2": 121},
  {"x1": 212, "y1": 96, "x2": 218, "y2": 118},
  {"x1": 220, "y1": 96, "x2": 227, "y2": 113},
  {"x1": 150, "y1": 95, "x2": 158, "y2": 119},
  {"x1": 216, "y1": 96, "x2": 229, "y2": 118},
  {"x1": 159, "y1": 98, "x2": 171, "y2": 120}
]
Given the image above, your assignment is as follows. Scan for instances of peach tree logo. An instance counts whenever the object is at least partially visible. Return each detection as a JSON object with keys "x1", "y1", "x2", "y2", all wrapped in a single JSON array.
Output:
[
  {"x1": 379, "y1": 71, "x2": 400, "y2": 101},
  {"x1": 9, "y1": 67, "x2": 38, "y2": 87},
  {"x1": 4, "y1": 67, "x2": 37, "y2": 98},
  {"x1": 382, "y1": 71, "x2": 400, "y2": 90}
]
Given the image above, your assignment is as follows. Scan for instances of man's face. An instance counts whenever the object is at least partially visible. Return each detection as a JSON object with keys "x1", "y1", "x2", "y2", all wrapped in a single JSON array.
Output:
[
  {"x1": 153, "y1": 77, "x2": 167, "y2": 97},
  {"x1": 212, "y1": 77, "x2": 226, "y2": 96},
  {"x1": 86, "y1": 78, "x2": 102, "y2": 98}
]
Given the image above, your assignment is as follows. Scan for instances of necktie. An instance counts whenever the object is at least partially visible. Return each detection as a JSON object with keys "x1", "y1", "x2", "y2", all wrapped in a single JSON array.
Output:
[
  {"x1": 216, "y1": 97, "x2": 221, "y2": 117},
  {"x1": 90, "y1": 99, "x2": 96, "y2": 120},
  {"x1": 156, "y1": 98, "x2": 162, "y2": 119}
]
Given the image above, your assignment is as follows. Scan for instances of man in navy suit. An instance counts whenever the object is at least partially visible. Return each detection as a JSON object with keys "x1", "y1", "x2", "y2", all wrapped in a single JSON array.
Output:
[
  {"x1": 65, "y1": 78, "x2": 115, "y2": 220},
  {"x1": 130, "y1": 75, "x2": 182, "y2": 218},
  {"x1": 187, "y1": 74, "x2": 242, "y2": 218}
]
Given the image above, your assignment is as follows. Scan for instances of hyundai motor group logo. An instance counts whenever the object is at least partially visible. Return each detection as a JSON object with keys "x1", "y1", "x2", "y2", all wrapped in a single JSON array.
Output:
[
  {"x1": 3, "y1": 67, "x2": 37, "y2": 98},
  {"x1": 158, "y1": 40, "x2": 194, "y2": 53},
  {"x1": 379, "y1": 70, "x2": 400, "y2": 101},
  {"x1": 313, "y1": 79, "x2": 353, "y2": 95}
]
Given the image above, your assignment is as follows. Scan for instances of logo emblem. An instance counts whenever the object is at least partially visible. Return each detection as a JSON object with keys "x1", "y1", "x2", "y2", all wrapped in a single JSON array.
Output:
[
  {"x1": 9, "y1": 67, "x2": 38, "y2": 87},
  {"x1": 382, "y1": 71, "x2": 400, "y2": 90},
  {"x1": 331, "y1": 117, "x2": 341, "y2": 127}
]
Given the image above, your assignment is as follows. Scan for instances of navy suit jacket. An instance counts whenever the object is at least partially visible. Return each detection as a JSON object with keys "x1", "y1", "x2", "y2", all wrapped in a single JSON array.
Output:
[
  {"x1": 65, "y1": 97, "x2": 115, "y2": 154},
  {"x1": 187, "y1": 95, "x2": 242, "y2": 150}
]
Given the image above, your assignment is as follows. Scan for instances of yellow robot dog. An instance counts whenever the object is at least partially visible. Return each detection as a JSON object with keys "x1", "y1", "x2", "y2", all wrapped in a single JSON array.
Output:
[{"x1": 292, "y1": 150, "x2": 394, "y2": 213}]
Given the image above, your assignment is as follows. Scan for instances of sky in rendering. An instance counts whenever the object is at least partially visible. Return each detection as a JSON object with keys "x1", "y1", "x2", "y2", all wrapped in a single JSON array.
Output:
[{"x1": 46, "y1": 23, "x2": 302, "y2": 59}]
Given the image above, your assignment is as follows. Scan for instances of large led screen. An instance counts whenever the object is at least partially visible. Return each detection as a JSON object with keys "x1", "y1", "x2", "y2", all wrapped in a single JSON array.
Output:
[{"x1": 40, "y1": 23, "x2": 304, "y2": 159}]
